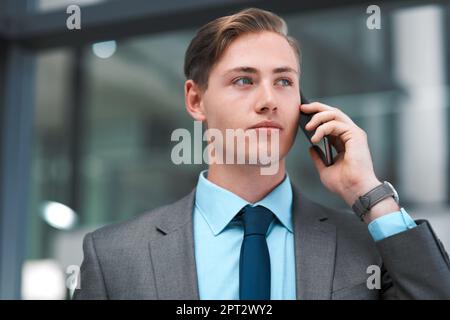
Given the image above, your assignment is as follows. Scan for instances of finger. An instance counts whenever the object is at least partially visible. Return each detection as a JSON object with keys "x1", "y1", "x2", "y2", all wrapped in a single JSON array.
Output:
[
  {"x1": 310, "y1": 120, "x2": 349, "y2": 144},
  {"x1": 304, "y1": 111, "x2": 336, "y2": 131},
  {"x1": 304, "y1": 110, "x2": 351, "y2": 131},
  {"x1": 299, "y1": 102, "x2": 334, "y2": 114},
  {"x1": 300, "y1": 103, "x2": 354, "y2": 124}
]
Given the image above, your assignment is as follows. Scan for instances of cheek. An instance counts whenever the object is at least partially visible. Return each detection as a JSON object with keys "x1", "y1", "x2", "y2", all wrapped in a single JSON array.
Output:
[
  {"x1": 203, "y1": 103, "x2": 241, "y2": 130},
  {"x1": 283, "y1": 105, "x2": 300, "y2": 132},
  {"x1": 205, "y1": 97, "x2": 250, "y2": 129},
  {"x1": 279, "y1": 106, "x2": 300, "y2": 153}
]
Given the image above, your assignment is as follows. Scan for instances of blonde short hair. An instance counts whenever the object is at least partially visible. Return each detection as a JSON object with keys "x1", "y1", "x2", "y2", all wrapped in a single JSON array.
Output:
[{"x1": 184, "y1": 7, "x2": 301, "y2": 91}]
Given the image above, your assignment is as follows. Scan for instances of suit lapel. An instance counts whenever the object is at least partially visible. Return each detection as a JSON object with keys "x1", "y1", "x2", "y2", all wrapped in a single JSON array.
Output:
[
  {"x1": 148, "y1": 189, "x2": 200, "y2": 300},
  {"x1": 292, "y1": 185, "x2": 337, "y2": 300}
]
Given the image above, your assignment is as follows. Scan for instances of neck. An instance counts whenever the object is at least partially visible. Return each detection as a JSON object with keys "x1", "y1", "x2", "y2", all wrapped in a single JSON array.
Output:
[{"x1": 206, "y1": 161, "x2": 286, "y2": 203}]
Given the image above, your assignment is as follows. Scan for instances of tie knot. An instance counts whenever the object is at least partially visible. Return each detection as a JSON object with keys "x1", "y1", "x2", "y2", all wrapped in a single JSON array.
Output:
[{"x1": 240, "y1": 205, "x2": 274, "y2": 237}]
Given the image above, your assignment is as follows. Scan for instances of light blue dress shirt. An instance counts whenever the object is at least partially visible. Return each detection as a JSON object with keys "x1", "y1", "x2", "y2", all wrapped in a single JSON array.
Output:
[
  {"x1": 193, "y1": 170, "x2": 416, "y2": 299},
  {"x1": 368, "y1": 207, "x2": 417, "y2": 241}
]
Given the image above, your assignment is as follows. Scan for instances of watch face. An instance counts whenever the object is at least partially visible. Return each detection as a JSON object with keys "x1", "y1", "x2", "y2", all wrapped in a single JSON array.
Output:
[{"x1": 385, "y1": 181, "x2": 399, "y2": 203}]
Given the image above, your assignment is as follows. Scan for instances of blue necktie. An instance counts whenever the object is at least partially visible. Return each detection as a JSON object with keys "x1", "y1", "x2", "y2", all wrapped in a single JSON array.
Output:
[{"x1": 239, "y1": 205, "x2": 274, "y2": 300}]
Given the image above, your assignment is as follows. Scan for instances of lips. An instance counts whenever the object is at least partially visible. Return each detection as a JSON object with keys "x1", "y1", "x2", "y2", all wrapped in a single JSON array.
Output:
[{"x1": 248, "y1": 120, "x2": 283, "y2": 130}]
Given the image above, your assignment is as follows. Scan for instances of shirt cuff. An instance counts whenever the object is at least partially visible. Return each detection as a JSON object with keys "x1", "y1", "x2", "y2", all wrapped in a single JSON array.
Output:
[{"x1": 368, "y1": 207, "x2": 417, "y2": 242}]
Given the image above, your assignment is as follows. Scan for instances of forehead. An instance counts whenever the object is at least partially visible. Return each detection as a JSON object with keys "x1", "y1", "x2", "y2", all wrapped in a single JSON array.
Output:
[{"x1": 212, "y1": 31, "x2": 299, "y2": 74}]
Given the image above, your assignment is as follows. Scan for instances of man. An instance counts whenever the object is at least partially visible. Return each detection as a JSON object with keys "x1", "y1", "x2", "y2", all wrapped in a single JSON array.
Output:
[{"x1": 74, "y1": 8, "x2": 450, "y2": 300}]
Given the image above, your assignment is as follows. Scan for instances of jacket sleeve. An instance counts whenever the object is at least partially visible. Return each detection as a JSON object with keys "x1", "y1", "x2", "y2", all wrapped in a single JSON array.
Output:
[
  {"x1": 72, "y1": 232, "x2": 109, "y2": 300},
  {"x1": 376, "y1": 219, "x2": 450, "y2": 299}
]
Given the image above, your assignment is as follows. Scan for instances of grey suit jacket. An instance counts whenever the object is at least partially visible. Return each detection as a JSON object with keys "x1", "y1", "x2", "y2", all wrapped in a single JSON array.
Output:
[{"x1": 73, "y1": 185, "x2": 450, "y2": 299}]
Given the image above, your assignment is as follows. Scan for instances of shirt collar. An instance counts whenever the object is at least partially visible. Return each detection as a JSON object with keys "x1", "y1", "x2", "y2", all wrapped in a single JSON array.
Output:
[{"x1": 195, "y1": 170, "x2": 293, "y2": 236}]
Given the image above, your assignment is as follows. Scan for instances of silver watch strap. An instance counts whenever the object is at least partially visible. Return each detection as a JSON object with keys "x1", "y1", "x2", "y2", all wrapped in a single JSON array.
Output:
[{"x1": 352, "y1": 182, "x2": 396, "y2": 220}]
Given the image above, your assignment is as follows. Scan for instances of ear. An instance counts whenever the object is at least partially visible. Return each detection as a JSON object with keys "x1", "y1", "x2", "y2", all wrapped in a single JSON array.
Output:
[{"x1": 184, "y1": 79, "x2": 206, "y2": 122}]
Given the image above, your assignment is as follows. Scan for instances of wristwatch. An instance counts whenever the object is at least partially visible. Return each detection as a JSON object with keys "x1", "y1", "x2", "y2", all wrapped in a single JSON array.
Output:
[{"x1": 352, "y1": 181, "x2": 400, "y2": 221}]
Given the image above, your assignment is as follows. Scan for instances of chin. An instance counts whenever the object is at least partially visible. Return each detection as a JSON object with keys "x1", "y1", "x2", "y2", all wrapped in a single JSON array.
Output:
[{"x1": 246, "y1": 143, "x2": 283, "y2": 165}]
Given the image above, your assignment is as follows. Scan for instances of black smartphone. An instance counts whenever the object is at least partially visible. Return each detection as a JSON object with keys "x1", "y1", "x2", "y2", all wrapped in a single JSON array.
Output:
[{"x1": 299, "y1": 92, "x2": 334, "y2": 166}]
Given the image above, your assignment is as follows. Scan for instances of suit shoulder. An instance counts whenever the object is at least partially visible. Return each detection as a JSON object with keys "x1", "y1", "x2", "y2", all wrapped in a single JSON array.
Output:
[{"x1": 88, "y1": 190, "x2": 195, "y2": 244}]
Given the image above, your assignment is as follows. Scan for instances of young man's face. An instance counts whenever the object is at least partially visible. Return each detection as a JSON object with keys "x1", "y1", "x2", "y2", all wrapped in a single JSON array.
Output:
[{"x1": 198, "y1": 31, "x2": 301, "y2": 166}]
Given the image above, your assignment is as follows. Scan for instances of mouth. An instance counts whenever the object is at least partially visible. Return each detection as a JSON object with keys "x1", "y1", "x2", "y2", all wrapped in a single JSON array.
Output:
[{"x1": 248, "y1": 120, "x2": 283, "y2": 130}]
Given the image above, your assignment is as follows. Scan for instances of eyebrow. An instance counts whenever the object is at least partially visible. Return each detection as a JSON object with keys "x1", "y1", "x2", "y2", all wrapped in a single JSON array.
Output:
[{"x1": 223, "y1": 66, "x2": 299, "y2": 76}]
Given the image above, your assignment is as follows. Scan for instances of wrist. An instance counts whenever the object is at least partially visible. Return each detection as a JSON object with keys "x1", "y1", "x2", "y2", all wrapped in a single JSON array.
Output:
[
  {"x1": 343, "y1": 176, "x2": 381, "y2": 207},
  {"x1": 348, "y1": 178, "x2": 401, "y2": 224},
  {"x1": 362, "y1": 197, "x2": 401, "y2": 224}
]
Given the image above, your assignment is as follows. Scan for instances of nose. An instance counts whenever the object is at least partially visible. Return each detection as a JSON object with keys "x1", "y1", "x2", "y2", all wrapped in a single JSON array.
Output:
[{"x1": 254, "y1": 80, "x2": 278, "y2": 114}]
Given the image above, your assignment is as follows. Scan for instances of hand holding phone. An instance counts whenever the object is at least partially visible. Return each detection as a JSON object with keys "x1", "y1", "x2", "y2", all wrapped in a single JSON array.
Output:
[{"x1": 299, "y1": 92, "x2": 334, "y2": 166}]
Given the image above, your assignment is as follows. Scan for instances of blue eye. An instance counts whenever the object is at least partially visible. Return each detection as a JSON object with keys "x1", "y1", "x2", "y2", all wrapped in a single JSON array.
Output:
[
  {"x1": 277, "y1": 78, "x2": 293, "y2": 87},
  {"x1": 233, "y1": 77, "x2": 253, "y2": 86}
]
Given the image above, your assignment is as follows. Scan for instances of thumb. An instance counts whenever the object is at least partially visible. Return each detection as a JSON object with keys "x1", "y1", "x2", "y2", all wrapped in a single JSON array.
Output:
[{"x1": 309, "y1": 146, "x2": 326, "y2": 172}]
